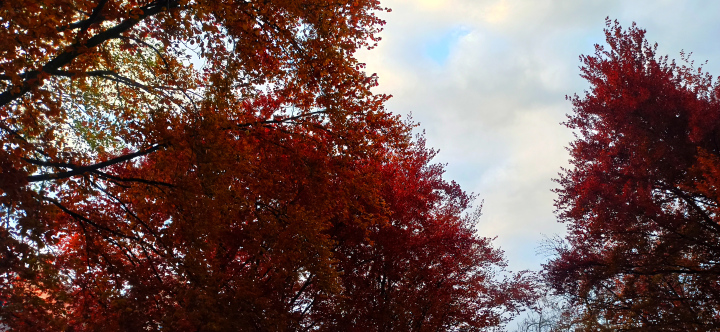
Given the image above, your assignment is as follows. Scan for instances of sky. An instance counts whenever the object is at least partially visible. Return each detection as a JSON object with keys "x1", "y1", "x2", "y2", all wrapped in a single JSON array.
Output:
[{"x1": 356, "y1": 0, "x2": 720, "y2": 273}]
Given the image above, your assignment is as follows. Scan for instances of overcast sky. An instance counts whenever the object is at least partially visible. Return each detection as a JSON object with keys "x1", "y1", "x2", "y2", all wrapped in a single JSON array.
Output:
[{"x1": 357, "y1": 0, "x2": 720, "y2": 273}]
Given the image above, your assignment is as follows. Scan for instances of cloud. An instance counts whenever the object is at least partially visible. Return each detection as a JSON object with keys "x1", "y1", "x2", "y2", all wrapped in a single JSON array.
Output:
[
  {"x1": 415, "y1": 0, "x2": 449, "y2": 10},
  {"x1": 359, "y1": 0, "x2": 720, "y2": 272}
]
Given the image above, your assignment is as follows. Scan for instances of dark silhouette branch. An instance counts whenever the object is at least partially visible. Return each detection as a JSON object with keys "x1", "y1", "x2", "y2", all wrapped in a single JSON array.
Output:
[
  {"x1": 44, "y1": 197, "x2": 141, "y2": 242},
  {"x1": 25, "y1": 143, "x2": 167, "y2": 182},
  {"x1": 92, "y1": 170, "x2": 174, "y2": 188},
  {"x1": 78, "y1": 0, "x2": 109, "y2": 36},
  {"x1": 662, "y1": 184, "x2": 720, "y2": 234},
  {"x1": 0, "y1": 0, "x2": 179, "y2": 108}
]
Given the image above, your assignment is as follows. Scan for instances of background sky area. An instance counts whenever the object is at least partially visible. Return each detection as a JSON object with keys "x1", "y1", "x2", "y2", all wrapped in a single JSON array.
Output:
[{"x1": 357, "y1": 0, "x2": 720, "y2": 273}]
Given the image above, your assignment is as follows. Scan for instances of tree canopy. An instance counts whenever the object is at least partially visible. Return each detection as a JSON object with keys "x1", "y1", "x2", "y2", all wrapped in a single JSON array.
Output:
[
  {"x1": 0, "y1": 0, "x2": 532, "y2": 330},
  {"x1": 547, "y1": 20, "x2": 720, "y2": 330}
]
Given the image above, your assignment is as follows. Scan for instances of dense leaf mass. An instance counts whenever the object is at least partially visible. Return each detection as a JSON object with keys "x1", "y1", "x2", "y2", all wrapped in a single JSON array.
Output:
[
  {"x1": 0, "y1": 0, "x2": 532, "y2": 330},
  {"x1": 547, "y1": 20, "x2": 720, "y2": 330}
]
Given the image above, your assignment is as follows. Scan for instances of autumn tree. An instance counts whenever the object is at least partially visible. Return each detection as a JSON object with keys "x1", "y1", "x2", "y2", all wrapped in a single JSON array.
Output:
[
  {"x1": 547, "y1": 20, "x2": 720, "y2": 330},
  {"x1": 0, "y1": 0, "x2": 532, "y2": 330},
  {"x1": 318, "y1": 138, "x2": 535, "y2": 331}
]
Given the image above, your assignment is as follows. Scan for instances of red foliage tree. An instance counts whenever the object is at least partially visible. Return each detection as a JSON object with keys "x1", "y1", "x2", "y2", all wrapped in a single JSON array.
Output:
[
  {"x1": 320, "y1": 138, "x2": 535, "y2": 331},
  {"x1": 547, "y1": 20, "x2": 720, "y2": 329},
  {"x1": 0, "y1": 0, "x2": 533, "y2": 330}
]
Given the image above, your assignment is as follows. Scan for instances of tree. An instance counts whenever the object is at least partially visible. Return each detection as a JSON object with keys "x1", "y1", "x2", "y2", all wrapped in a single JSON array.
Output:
[
  {"x1": 0, "y1": 1, "x2": 532, "y2": 330},
  {"x1": 320, "y1": 138, "x2": 535, "y2": 332},
  {"x1": 547, "y1": 19, "x2": 720, "y2": 330}
]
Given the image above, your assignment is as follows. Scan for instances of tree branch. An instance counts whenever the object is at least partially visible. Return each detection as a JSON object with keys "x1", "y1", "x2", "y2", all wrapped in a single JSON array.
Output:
[
  {"x1": 0, "y1": 0, "x2": 179, "y2": 108},
  {"x1": 44, "y1": 197, "x2": 141, "y2": 242},
  {"x1": 92, "y1": 170, "x2": 173, "y2": 188},
  {"x1": 25, "y1": 143, "x2": 167, "y2": 182},
  {"x1": 662, "y1": 184, "x2": 720, "y2": 234}
]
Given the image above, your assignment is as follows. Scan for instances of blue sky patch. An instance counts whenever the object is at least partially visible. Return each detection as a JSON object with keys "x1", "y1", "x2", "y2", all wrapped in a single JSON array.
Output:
[{"x1": 423, "y1": 27, "x2": 471, "y2": 65}]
